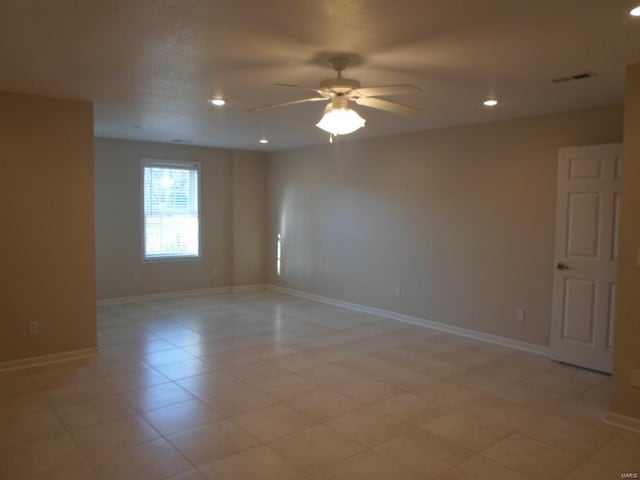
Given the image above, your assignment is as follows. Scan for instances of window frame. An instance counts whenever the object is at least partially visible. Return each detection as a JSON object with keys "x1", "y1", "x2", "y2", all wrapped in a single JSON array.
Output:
[{"x1": 140, "y1": 158, "x2": 202, "y2": 263}]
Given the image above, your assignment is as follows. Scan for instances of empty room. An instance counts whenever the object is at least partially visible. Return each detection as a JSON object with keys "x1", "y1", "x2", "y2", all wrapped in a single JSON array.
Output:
[{"x1": 1, "y1": 1, "x2": 640, "y2": 479}]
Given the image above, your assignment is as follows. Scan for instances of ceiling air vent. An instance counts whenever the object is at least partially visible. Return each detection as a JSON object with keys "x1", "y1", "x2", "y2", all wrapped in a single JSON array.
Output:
[{"x1": 551, "y1": 72, "x2": 597, "y2": 84}]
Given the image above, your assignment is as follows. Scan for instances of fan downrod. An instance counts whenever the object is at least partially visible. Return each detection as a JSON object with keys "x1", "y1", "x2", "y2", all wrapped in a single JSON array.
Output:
[{"x1": 329, "y1": 57, "x2": 350, "y2": 77}]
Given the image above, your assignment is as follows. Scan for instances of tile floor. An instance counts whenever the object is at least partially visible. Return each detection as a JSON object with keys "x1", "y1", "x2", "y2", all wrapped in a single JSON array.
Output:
[{"x1": 1, "y1": 291, "x2": 638, "y2": 479}]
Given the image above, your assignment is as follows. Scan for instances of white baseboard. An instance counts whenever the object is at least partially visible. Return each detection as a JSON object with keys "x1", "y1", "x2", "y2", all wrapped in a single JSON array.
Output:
[
  {"x1": 97, "y1": 287, "x2": 232, "y2": 306},
  {"x1": 98, "y1": 284, "x2": 267, "y2": 305},
  {"x1": 266, "y1": 283, "x2": 549, "y2": 357},
  {"x1": 0, "y1": 347, "x2": 99, "y2": 373},
  {"x1": 231, "y1": 284, "x2": 266, "y2": 293},
  {"x1": 604, "y1": 412, "x2": 640, "y2": 434}
]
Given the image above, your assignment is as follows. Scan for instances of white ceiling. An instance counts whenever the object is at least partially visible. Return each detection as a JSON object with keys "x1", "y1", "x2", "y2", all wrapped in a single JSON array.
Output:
[{"x1": 1, "y1": 0, "x2": 639, "y2": 151}]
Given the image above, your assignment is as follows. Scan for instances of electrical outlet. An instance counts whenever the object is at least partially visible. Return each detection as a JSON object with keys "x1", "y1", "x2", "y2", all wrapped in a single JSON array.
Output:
[
  {"x1": 516, "y1": 308, "x2": 525, "y2": 321},
  {"x1": 28, "y1": 321, "x2": 39, "y2": 335}
]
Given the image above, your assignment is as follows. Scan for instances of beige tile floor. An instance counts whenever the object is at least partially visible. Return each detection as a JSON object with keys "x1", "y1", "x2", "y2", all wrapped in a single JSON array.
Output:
[{"x1": 1, "y1": 291, "x2": 639, "y2": 479}]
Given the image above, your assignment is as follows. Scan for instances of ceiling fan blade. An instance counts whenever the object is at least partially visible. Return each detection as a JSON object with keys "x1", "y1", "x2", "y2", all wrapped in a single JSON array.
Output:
[
  {"x1": 354, "y1": 97, "x2": 423, "y2": 116},
  {"x1": 247, "y1": 97, "x2": 328, "y2": 112},
  {"x1": 351, "y1": 84, "x2": 422, "y2": 97},
  {"x1": 276, "y1": 83, "x2": 324, "y2": 94}
]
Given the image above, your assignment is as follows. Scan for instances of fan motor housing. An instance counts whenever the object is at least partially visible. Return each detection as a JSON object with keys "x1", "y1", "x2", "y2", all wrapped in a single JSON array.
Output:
[{"x1": 319, "y1": 77, "x2": 361, "y2": 94}]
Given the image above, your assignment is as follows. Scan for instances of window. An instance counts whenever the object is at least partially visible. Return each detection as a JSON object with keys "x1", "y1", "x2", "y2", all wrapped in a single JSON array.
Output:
[{"x1": 142, "y1": 160, "x2": 200, "y2": 260}]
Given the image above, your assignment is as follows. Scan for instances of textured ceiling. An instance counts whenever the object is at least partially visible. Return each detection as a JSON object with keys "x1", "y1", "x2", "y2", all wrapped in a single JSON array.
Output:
[{"x1": 1, "y1": 0, "x2": 639, "y2": 150}]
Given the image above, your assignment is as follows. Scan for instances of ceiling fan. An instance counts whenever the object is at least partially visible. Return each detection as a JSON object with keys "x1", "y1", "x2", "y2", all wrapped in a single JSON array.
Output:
[{"x1": 248, "y1": 57, "x2": 423, "y2": 136}]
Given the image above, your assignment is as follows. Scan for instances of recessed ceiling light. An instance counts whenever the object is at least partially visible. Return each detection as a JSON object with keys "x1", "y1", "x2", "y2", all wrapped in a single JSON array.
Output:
[
  {"x1": 259, "y1": 138, "x2": 269, "y2": 144},
  {"x1": 483, "y1": 99, "x2": 499, "y2": 107},
  {"x1": 208, "y1": 98, "x2": 226, "y2": 106},
  {"x1": 631, "y1": 6, "x2": 640, "y2": 16}
]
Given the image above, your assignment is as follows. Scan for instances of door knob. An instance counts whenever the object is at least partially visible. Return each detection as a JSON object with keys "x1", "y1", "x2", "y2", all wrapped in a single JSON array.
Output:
[{"x1": 556, "y1": 262, "x2": 570, "y2": 271}]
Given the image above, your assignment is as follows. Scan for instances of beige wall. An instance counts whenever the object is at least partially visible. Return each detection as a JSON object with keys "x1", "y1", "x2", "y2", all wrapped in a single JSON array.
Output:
[
  {"x1": 611, "y1": 64, "x2": 640, "y2": 420},
  {"x1": 0, "y1": 92, "x2": 96, "y2": 363},
  {"x1": 95, "y1": 138, "x2": 266, "y2": 299},
  {"x1": 267, "y1": 105, "x2": 623, "y2": 347},
  {"x1": 232, "y1": 151, "x2": 267, "y2": 286}
]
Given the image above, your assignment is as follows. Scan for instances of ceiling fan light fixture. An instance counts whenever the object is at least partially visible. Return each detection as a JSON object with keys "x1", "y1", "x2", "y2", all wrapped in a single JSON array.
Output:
[
  {"x1": 316, "y1": 106, "x2": 366, "y2": 135},
  {"x1": 248, "y1": 56, "x2": 421, "y2": 133},
  {"x1": 631, "y1": 6, "x2": 640, "y2": 16},
  {"x1": 316, "y1": 97, "x2": 366, "y2": 135},
  {"x1": 208, "y1": 98, "x2": 226, "y2": 106}
]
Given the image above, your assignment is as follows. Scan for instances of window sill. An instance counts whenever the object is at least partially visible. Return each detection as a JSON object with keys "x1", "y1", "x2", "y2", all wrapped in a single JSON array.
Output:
[{"x1": 142, "y1": 255, "x2": 201, "y2": 264}]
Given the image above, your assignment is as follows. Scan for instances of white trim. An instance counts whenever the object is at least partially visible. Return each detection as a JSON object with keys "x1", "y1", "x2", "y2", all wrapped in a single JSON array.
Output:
[
  {"x1": 266, "y1": 284, "x2": 550, "y2": 356},
  {"x1": 231, "y1": 284, "x2": 266, "y2": 293},
  {"x1": 0, "y1": 347, "x2": 99, "y2": 373},
  {"x1": 97, "y1": 287, "x2": 231, "y2": 306},
  {"x1": 604, "y1": 412, "x2": 640, "y2": 434}
]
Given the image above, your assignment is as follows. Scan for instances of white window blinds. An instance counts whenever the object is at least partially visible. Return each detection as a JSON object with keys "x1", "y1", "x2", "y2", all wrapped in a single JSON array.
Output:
[{"x1": 143, "y1": 160, "x2": 200, "y2": 259}]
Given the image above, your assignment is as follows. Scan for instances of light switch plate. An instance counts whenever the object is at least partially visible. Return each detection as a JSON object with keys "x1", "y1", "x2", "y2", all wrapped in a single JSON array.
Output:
[{"x1": 630, "y1": 368, "x2": 640, "y2": 388}]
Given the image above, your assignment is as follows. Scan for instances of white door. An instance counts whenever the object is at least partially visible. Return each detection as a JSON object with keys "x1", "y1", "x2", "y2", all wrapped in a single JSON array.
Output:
[{"x1": 550, "y1": 143, "x2": 622, "y2": 373}]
